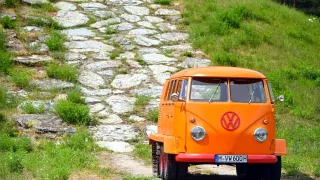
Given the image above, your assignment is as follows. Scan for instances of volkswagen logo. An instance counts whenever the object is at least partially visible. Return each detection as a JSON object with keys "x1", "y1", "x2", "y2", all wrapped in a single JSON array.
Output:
[{"x1": 221, "y1": 112, "x2": 240, "y2": 131}]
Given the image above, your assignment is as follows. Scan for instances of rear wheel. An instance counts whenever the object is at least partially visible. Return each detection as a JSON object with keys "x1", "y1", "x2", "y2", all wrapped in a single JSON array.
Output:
[{"x1": 152, "y1": 142, "x2": 160, "y2": 177}]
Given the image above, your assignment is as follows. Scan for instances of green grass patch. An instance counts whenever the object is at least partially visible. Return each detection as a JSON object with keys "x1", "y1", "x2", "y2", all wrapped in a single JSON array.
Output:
[
  {"x1": 0, "y1": 16, "x2": 16, "y2": 29},
  {"x1": 137, "y1": 58, "x2": 146, "y2": 66},
  {"x1": 31, "y1": 3, "x2": 58, "y2": 12},
  {"x1": 105, "y1": 26, "x2": 116, "y2": 35},
  {"x1": 154, "y1": 0, "x2": 172, "y2": 5},
  {"x1": 0, "y1": 51, "x2": 13, "y2": 75},
  {"x1": 0, "y1": 87, "x2": 20, "y2": 110},
  {"x1": 67, "y1": 89, "x2": 85, "y2": 105},
  {"x1": 46, "y1": 63, "x2": 78, "y2": 82},
  {"x1": 135, "y1": 94, "x2": 151, "y2": 106},
  {"x1": 0, "y1": 30, "x2": 7, "y2": 51},
  {"x1": 147, "y1": 108, "x2": 158, "y2": 122},
  {"x1": 4, "y1": 0, "x2": 22, "y2": 7},
  {"x1": 45, "y1": 31, "x2": 66, "y2": 52},
  {"x1": 27, "y1": 17, "x2": 63, "y2": 30},
  {"x1": 183, "y1": 51, "x2": 193, "y2": 57},
  {"x1": 55, "y1": 100, "x2": 91, "y2": 125},
  {"x1": 20, "y1": 102, "x2": 45, "y2": 114},
  {"x1": 9, "y1": 69, "x2": 32, "y2": 88},
  {"x1": 132, "y1": 143, "x2": 152, "y2": 165}
]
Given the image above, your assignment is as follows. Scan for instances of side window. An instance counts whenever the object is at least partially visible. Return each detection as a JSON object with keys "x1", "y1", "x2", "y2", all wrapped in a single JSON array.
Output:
[
  {"x1": 179, "y1": 79, "x2": 188, "y2": 100},
  {"x1": 267, "y1": 81, "x2": 275, "y2": 103},
  {"x1": 166, "y1": 80, "x2": 177, "y2": 101}
]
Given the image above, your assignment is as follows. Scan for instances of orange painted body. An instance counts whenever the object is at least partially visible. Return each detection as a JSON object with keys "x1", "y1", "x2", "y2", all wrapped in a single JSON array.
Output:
[{"x1": 149, "y1": 67, "x2": 287, "y2": 161}]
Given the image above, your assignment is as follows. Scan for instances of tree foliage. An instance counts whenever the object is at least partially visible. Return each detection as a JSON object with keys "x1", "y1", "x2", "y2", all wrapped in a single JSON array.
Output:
[{"x1": 274, "y1": 0, "x2": 320, "y2": 16}]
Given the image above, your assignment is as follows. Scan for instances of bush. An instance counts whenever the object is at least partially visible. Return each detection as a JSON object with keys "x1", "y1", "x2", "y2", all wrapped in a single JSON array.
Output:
[
  {"x1": 0, "y1": 51, "x2": 13, "y2": 74},
  {"x1": 183, "y1": 51, "x2": 193, "y2": 57},
  {"x1": 135, "y1": 94, "x2": 151, "y2": 106},
  {"x1": 20, "y1": 102, "x2": 45, "y2": 114},
  {"x1": 46, "y1": 63, "x2": 78, "y2": 82},
  {"x1": 148, "y1": 108, "x2": 158, "y2": 122},
  {"x1": 0, "y1": 30, "x2": 7, "y2": 51},
  {"x1": 10, "y1": 69, "x2": 31, "y2": 88},
  {"x1": 213, "y1": 51, "x2": 238, "y2": 66},
  {"x1": 55, "y1": 100, "x2": 91, "y2": 125},
  {"x1": 0, "y1": 16, "x2": 16, "y2": 29},
  {"x1": 154, "y1": 0, "x2": 172, "y2": 5},
  {"x1": 67, "y1": 89, "x2": 85, "y2": 104},
  {"x1": 4, "y1": 0, "x2": 22, "y2": 7},
  {"x1": 45, "y1": 31, "x2": 66, "y2": 51}
]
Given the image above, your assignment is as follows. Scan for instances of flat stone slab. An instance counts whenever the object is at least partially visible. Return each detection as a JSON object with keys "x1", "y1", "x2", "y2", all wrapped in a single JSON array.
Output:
[
  {"x1": 142, "y1": 54, "x2": 177, "y2": 65},
  {"x1": 149, "y1": 65, "x2": 177, "y2": 75},
  {"x1": 79, "y1": 71, "x2": 105, "y2": 89},
  {"x1": 145, "y1": 16, "x2": 164, "y2": 23},
  {"x1": 90, "y1": 18, "x2": 121, "y2": 28},
  {"x1": 129, "y1": 115, "x2": 145, "y2": 122},
  {"x1": 79, "y1": 2, "x2": 107, "y2": 11},
  {"x1": 65, "y1": 52, "x2": 86, "y2": 62},
  {"x1": 130, "y1": 85, "x2": 163, "y2": 98},
  {"x1": 54, "y1": 10, "x2": 89, "y2": 28},
  {"x1": 108, "y1": 0, "x2": 143, "y2": 5},
  {"x1": 89, "y1": 124, "x2": 138, "y2": 141},
  {"x1": 96, "y1": 141, "x2": 133, "y2": 152},
  {"x1": 99, "y1": 114, "x2": 123, "y2": 124},
  {"x1": 134, "y1": 35, "x2": 160, "y2": 47},
  {"x1": 161, "y1": 44, "x2": 192, "y2": 51},
  {"x1": 137, "y1": 21, "x2": 155, "y2": 29},
  {"x1": 23, "y1": 0, "x2": 47, "y2": 4},
  {"x1": 85, "y1": 61, "x2": 121, "y2": 71},
  {"x1": 14, "y1": 55, "x2": 53, "y2": 65},
  {"x1": 121, "y1": 14, "x2": 141, "y2": 22},
  {"x1": 18, "y1": 100, "x2": 54, "y2": 112},
  {"x1": 110, "y1": 22, "x2": 134, "y2": 31},
  {"x1": 105, "y1": 95, "x2": 135, "y2": 114},
  {"x1": 12, "y1": 114, "x2": 75, "y2": 134},
  {"x1": 54, "y1": 2, "x2": 77, "y2": 11},
  {"x1": 154, "y1": 72, "x2": 171, "y2": 85},
  {"x1": 81, "y1": 87, "x2": 112, "y2": 96},
  {"x1": 23, "y1": 26, "x2": 43, "y2": 32},
  {"x1": 156, "y1": 32, "x2": 188, "y2": 42},
  {"x1": 31, "y1": 79, "x2": 74, "y2": 91},
  {"x1": 129, "y1": 29, "x2": 158, "y2": 35},
  {"x1": 146, "y1": 125, "x2": 157, "y2": 137},
  {"x1": 124, "y1": 6, "x2": 149, "y2": 16},
  {"x1": 65, "y1": 40, "x2": 115, "y2": 52},
  {"x1": 178, "y1": 57, "x2": 211, "y2": 68},
  {"x1": 157, "y1": 22, "x2": 177, "y2": 32},
  {"x1": 93, "y1": 10, "x2": 115, "y2": 18},
  {"x1": 111, "y1": 74, "x2": 149, "y2": 89},
  {"x1": 62, "y1": 28, "x2": 95, "y2": 38},
  {"x1": 137, "y1": 47, "x2": 160, "y2": 55},
  {"x1": 155, "y1": 8, "x2": 180, "y2": 16},
  {"x1": 89, "y1": 103, "x2": 105, "y2": 113}
]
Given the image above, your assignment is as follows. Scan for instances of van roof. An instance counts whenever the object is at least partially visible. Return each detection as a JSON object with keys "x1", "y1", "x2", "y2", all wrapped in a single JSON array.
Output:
[{"x1": 169, "y1": 66, "x2": 266, "y2": 79}]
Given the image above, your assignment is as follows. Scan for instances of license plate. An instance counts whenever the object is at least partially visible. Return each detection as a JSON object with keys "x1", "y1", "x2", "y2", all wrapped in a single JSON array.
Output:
[{"x1": 214, "y1": 155, "x2": 248, "y2": 163}]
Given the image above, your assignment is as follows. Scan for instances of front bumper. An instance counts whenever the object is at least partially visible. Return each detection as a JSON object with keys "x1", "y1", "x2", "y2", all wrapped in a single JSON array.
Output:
[{"x1": 175, "y1": 154, "x2": 277, "y2": 164}]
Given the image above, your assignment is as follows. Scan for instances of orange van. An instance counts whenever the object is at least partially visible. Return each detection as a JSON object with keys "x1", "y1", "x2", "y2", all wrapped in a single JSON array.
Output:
[{"x1": 149, "y1": 66, "x2": 287, "y2": 180}]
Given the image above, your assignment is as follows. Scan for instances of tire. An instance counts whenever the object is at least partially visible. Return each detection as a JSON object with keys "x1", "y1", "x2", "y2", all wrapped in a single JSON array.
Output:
[
  {"x1": 152, "y1": 142, "x2": 160, "y2": 177},
  {"x1": 236, "y1": 164, "x2": 246, "y2": 180},
  {"x1": 159, "y1": 145, "x2": 188, "y2": 180},
  {"x1": 265, "y1": 156, "x2": 281, "y2": 180}
]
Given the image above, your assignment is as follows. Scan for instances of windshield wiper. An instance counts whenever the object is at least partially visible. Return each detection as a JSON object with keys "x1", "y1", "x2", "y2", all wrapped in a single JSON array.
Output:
[
  {"x1": 248, "y1": 86, "x2": 258, "y2": 104},
  {"x1": 209, "y1": 81, "x2": 221, "y2": 103}
]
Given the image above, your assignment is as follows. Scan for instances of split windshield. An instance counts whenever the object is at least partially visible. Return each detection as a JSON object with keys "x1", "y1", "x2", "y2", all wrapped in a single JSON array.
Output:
[{"x1": 190, "y1": 78, "x2": 267, "y2": 103}]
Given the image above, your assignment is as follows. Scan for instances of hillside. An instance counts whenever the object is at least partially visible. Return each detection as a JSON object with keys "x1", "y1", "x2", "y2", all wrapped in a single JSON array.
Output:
[{"x1": 181, "y1": 0, "x2": 320, "y2": 176}]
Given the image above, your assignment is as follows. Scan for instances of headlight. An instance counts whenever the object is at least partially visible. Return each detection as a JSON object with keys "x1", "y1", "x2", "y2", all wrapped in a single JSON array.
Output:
[
  {"x1": 191, "y1": 126, "x2": 206, "y2": 141},
  {"x1": 254, "y1": 128, "x2": 268, "y2": 142}
]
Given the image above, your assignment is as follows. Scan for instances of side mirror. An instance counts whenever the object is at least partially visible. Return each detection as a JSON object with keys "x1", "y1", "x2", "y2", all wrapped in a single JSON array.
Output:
[
  {"x1": 277, "y1": 95, "x2": 284, "y2": 102},
  {"x1": 171, "y1": 93, "x2": 179, "y2": 102}
]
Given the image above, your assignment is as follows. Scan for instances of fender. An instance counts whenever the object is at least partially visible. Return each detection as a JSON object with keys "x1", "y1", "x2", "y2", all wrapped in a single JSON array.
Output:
[
  {"x1": 274, "y1": 139, "x2": 287, "y2": 156},
  {"x1": 149, "y1": 133, "x2": 180, "y2": 154}
]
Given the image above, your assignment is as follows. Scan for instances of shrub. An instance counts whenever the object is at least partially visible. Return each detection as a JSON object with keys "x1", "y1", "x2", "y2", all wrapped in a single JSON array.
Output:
[
  {"x1": 148, "y1": 108, "x2": 158, "y2": 122},
  {"x1": 0, "y1": 51, "x2": 13, "y2": 74},
  {"x1": 0, "y1": 30, "x2": 7, "y2": 51},
  {"x1": 218, "y1": 6, "x2": 252, "y2": 29},
  {"x1": 10, "y1": 69, "x2": 31, "y2": 88},
  {"x1": 20, "y1": 102, "x2": 45, "y2": 114},
  {"x1": 0, "y1": 113, "x2": 6, "y2": 124},
  {"x1": 46, "y1": 31, "x2": 66, "y2": 51},
  {"x1": 0, "y1": 16, "x2": 16, "y2": 29},
  {"x1": 315, "y1": 77, "x2": 320, "y2": 87},
  {"x1": 55, "y1": 100, "x2": 91, "y2": 125},
  {"x1": 135, "y1": 94, "x2": 151, "y2": 106},
  {"x1": 213, "y1": 51, "x2": 238, "y2": 66},
  {"x1": 4, "y1": 0, "x2": 22, "y2": 7},
  {"x1": 154, "y1": 0, "x2": 172, "y2": 5},
  {"x1": 67, "y1": 89, "x2": 85, "y2": 104},
  {"x1": 46, "y1": 63, "x2": 78, "y2": 82},
  {"x1": 183, "y1": 51, "x2": 193, "y2": 57}
]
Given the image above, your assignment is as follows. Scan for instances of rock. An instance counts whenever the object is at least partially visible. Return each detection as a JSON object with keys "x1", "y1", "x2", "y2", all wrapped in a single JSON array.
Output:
[
  {"x1": 119, "y1": 52, "x2": 135, "y2": 59},
  {"x1": 85, "y1": 61, "x2": 121, "y2": 71},
  {"x1": 149, "y1": 65, "x2": 177, "y2": 75},
  {"x1": 124, "y1": 6, "x2": 149, "y2": 16},
  {"x1": 23, "y1": 26, "x2": 43, "y2": 32},
  {"x1": 89, "y1": 103, "x2": 105, "y2": 113},
  {"x1": 155, "y1": 9, "x2": 180, "y2": 16},
  {"x1": 105, "y1": 95, "x2": 135, "y2": 114},
  {"x1": 146, "y1": 125, "x2": 157, "y2": 137},
  {"x1": 93, "y1": 11, "x2": 115, "y2": 18},
  {"x1": 90, "y1": 18, "x2": 121, "y2": 28},
  {"x1": 23, "y1": 0, "x2": 47, "y2": 4},
  {"x1": 134, "y1": 35, "x2": 160, "y2": 47},
  {"x1": 85, "y1": 97, "x2": 101, "y2": 103},
  {"x1": 31, "y1": 79, "x2": 74, "y2": 91},
  {"x1": 123, "y1": 44, "x2": 135, "y2": 51},
  {"x1": 130, "y1": 85, "x2": 163, "y2": 98},
  {"x1": 145, "y1": 16, "x2": 164, "y2": 23},
  {"x1": 81, "y1": 87, "x2": 112, "y2": 96},
  {"x1": 126, "y1": 60, "x2": 142, "y2": 68},
  {"x1": 178, "y1": 57, "x2": 211, "y2": 68},
  {"x1": 157, "y1": 22, "x2": 177, "y2": 32},
  {"x1": 113, "y1": 36, "x2": 132, "y2": 45},
  {"x1": 110, "y1": 22, "x2": 134, "y2": 31},
  {"x1": 97, "y1": 109, "x2": 110, "y2": 117},
  {"x1": 89, "y1": 124, "x2": 138, "y2": 141},
  {"x1": 79, "y1": 3, "x2": 107, "y2": 11},
  {"x1": 155, "y1": 72, "x2": 171, "y2": 85},
  {"x1": 142, "y1": 54, "x2": 176, "y2": 65},
  {"x1": 54, "y1": 2, "x2": 77, "y2": 11},
  {"x1": 108, "y1": 0, "x2": 143, "y2": 5},
  {"x1": 97, "y1": 70, "x2": 115, "y2": 78},
  {"x1": 54, "y1": 10, "x2": 89, "y2": 28},
  {"x1": 146, "y1": 99, "x2": 160, "y2": 110},
  {"x1": 137, "y1": 21, "x2": 155, "y2": 29},
  {"x1": 62, "y1": 28, "x2": 95, "y2": 38},
  {"x1": 100, "y1": 114, "x2": 123, "y2": 124},
  {"x1": 14, "y1": 55, "x2": 53, "y2": 65},
  {"x1": 129, "y1": 115, "x2": 145, "y2": 122},
  {"x1": 92, "y1": 52, "x2": 110, "y2": 60},
  {"x1": 96, "y1": 141, "x2": 133, "y2": 152},
  {"x1": 65, "y1": 40, "x2": 115, "y2": 52},
  {"x1": 65, "y1": 52, "x2": 86, "y2": 62},
  {"x1": 79, "y1": 71, "x2": 105, "y2": 89},
  {"x1": 120, "y1": 14, "x2": 141, "y2": 22},
  {"x1": 111, "y1": 74, "x2": 149, "y2": 89},
  {"x1": 161, "y1": 44, "x2": 192, "y2": 51},
  {"x1": 156, "y1": 32, "x2": 188, "y2": 42},
  {"x1": 18, "y1": 100, "x2": 54, "y2": 112},
  {"x1": 0, "y1": 13, "x2": 16, "y2": 20},
  {"x1": 129, "y1": 29, "x2": 157, "y2": 35},
  {"x1": 12, "y1": 114, "x2": 75, "y2": 134},
  {"x1": 137, "y1": 47, "x2": 160, "y2": 55}
]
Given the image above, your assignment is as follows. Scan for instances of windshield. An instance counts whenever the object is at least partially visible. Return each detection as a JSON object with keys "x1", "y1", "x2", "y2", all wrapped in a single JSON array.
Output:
[
  {"x1": 230, "y1": 79, "x2": 267, "y2": 103},
  {"x1": 190, "y1": 78, "x2": 228, "y2": 102}
]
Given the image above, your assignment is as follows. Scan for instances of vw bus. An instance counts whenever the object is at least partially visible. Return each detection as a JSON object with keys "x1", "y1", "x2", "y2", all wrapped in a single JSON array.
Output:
[{"x1": 149, "y1": 67, "x2": 287, "y2": 180}]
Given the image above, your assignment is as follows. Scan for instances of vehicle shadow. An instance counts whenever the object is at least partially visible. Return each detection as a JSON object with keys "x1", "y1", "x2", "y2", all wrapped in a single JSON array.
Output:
[{"x1": 186, "y1": 174, "x2": 238, "y2": 180}]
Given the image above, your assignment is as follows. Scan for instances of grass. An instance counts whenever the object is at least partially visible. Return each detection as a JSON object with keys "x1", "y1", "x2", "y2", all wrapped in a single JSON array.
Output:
[
  {"x1": 55, "y1": 100, "x2": 91, "y2": 125},
  {"x1": 0, "y1": 51, "x2": 13, "y2": 75},
  {"x1": 4, "y1": 0, "x2": 22, "y2": 7},
  {"x1": 137, "y1": 58, "x2": 146, "y2": 66},
  {"x1": 20, "y1": 102, "x2": 45, "y2": 114},
  {"x1": 9, "y1": 69, "x2": 31, "y2": 88},
  {"x1": 46, "y1": 31, "x2": 67, "y2": 52},
  {"x1": 27, "y1": 17, "x2": 63, "y2": 30},
  {"x1": 154, "y1": 0, "x2": 172, "y2": 5},
  {"x1": 105, "y1": 26, "x2": 116, "y2": 35},
  {"x1": 0, "y1": 87, "x2": 20, "y2": 110},
  {"x1": 67, "y1": 89, "x2": 85, "y2": 105},
  {"x1": 148, "y1": 108, "x2": 158, "y2": 122},
  {"x1": 0, "y1": 16, "x2": 16, "y2": 29},
  {"x1": 135, "y1": 94, "x2": 152, "y2": 106},
  {"x1": 46, "y1": 63, "x2": 78, "y2": 82},
  {"x1": 183, "y1": 51, "x2": 193, "y2": 57},
  {"x1": 31, "y1": 3, "x2": 58, "y2": 12},
  {"x1": 132, "y1": 143, "x2": 152, "y2": 165},
  {"x1": 181, "y1": 0, "x2": 320, "y2": 176},
  {"x1": 0, "y1": 30, "x2": 6, "y2": 51}
]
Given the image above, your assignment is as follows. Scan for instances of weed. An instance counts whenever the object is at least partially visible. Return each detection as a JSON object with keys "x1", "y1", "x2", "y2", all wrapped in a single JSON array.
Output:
[
  {"x1": 31, "y1": 3, "x2": 58, "y2": 12},
  {"x1": 116, "y1": 69, "x2": 128, "y2": 74},
  {"x1": 0, "y1": 16, "x2": 16, "y2": 29},
  {"x1": 55, "y1": 100, "x2": 91, "y2": 125},
  {"x1": 135, "y1": 94, "x2": 151, "y2": 106},
  {"x1": 20, "y1": 102, "x2": 45, "y2": 114},
  {"x1": 0, "y1": 51, "x2": 13, "y2": 74},
  {"x1": 0, "y1": 87, "x2": 20, "y2": 109},
  {"x1": 0, "y1": 113, "x2": 6, "y2": 123},
  {"x1": 133, "y1": 143, "x2": 151, "y2": 165},
  {"x1": 110, "y1": 50, "x2": 120, "y2": 59},
  {"x1": 105, "y1": 26, "x2": 116, "y2": 35},
  {"x1": 67, "y1": 89, "x2": 85, "y2": 104},
  {"x1": 183, "y1": 51, "x2": 193, "y2": 57},
  {"x1": 87, "y1": 15, "x2": 97, "y2": 25},
  {"x1": 46, "y1": 63, "x2": 78, "y2": 82},
  {"x1": 137, "y1": 58, "x2": 146, "y2": 66},
  {"x1": 27, "y1": 17, "x2": 63, "y2": 30},
  {"x1": 52, "y1": 52, "x2": 66, "y2": 62},
  {"x1": 10, "y1": 69, "x2": 31, "y2": 88},
  {"x1": 0, "y1": 30, "x2": 7, "y2": 51},
  {"x1": 154, "y1": 0, "x2": 172, "y2": 5},
  {"x1": 64, "y1": 128, "x2": 96, "y2": 151},
  {"x1": 46, "y1": 31, "x2": 66, "y2": 52},
  {"x1": 148, "y1": 108, "x2": 158, "y2": 122}
]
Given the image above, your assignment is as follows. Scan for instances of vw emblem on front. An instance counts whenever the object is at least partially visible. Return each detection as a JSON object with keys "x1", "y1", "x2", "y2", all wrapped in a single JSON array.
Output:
[{"x1": 221, "y1": 112, "x2": 240, "y2": 131}]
